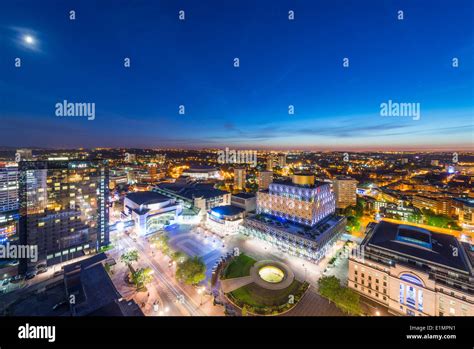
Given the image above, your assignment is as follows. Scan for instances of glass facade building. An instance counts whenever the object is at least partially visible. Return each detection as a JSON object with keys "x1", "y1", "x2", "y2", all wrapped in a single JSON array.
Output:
[{"x1": 18, "y1": 160, "x2": 109, "y2": 273}]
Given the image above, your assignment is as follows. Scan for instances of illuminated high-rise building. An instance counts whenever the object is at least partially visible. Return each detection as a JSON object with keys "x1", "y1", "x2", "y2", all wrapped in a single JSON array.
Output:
[
  {"x1": 16, "y1": 149, "x2": 33, "y2": 161},
  {"x1": 266, "y1": 156, "x2": 274, "y2": 171},
  {"x1": 0, "y1": 163, "x2": 19, "y2": 244},
  {"x1": 234, "y1": 168, "x2": 246, "y2": 190},
  {"x1": 0, "y1": 163, "x2": 19, "y2": 213},
  {"x1": 18, "y1": 160, "x2": 109, "y2": 273},
  {"x1": 333, "y1": 176, "x2": 358, "y2": 209},
  {"x1": 258, "y1": 170, "x2": 273, "y2": 190},
  {"x1": 277, "y1": 154, "x2": 286, "y2": 168}
]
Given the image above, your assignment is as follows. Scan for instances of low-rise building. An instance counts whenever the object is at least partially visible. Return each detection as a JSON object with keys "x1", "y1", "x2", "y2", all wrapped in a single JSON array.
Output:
[
  {"x1": 348, "y1": 221, "x2": 474, "y2": 316},
  {"x1": 123, "y1": 191, "x2": 182, "y2": 235},
  {"x1": 231, "y1": 192, "x2": 256, "y2": 213},
  {"x1": 453, "y1": 198, "x2": 474, "y2": 231},
  {"x1": 155, "y1": 181, "x2": 230, "y2": 214},
  {"x1": 206, "y1": 205, "x2": 245, "y2": 236}
]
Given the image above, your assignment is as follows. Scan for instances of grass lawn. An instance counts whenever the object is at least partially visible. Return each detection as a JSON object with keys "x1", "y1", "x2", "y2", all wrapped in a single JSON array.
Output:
[
  {"x1": 230, "y1": 279, "x2": 303, "y2": 308},
  {"x1": 222, "y1": 253, "x2": 256, "y2": 279}
]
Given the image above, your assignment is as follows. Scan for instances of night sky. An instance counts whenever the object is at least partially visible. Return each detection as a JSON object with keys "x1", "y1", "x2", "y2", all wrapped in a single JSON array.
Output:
[{"x1": 1, "y1": 0, "x2": 473, "y2": 150}]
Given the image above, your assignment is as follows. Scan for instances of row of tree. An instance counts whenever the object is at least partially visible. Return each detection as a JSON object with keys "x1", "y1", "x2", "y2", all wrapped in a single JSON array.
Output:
[{"x1": 318, "y1": 276, "x2": 362, "y2": 315}]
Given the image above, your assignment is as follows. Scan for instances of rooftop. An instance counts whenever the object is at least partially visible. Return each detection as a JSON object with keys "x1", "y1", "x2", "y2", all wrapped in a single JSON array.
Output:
[
  {"x1": 453, "y1": 197, "x2": 474, "y2": 208},
  {"x1": 210, "y1": 205, "x2": 245, "y2": 217},
  {"x1": 246, "y1": 214, "x2": 345, "y2": 242},
  {"x1": 366, "y1": 221, "x2": 472, "y2": 274},
  {"x1": 126, "y1": 191, "x2": 171, "y2": 205},
  {"x1": 232, "y1": 192, "x2": 255, "y2": 199},
  {"x1": 185, "y1": 165, "x2": 218, "y2": 173},
  {"x1": 270, "y1": 179, "x2": 328, "y2": 188},
  {"x1": 157, "y1": 182, "x2": 229, "y2": 200}
]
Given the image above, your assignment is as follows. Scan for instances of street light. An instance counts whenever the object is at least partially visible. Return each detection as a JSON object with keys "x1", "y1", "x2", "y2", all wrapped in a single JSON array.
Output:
[{"x1": 197, "y1": 286, "x2": 206, "y2": 306}]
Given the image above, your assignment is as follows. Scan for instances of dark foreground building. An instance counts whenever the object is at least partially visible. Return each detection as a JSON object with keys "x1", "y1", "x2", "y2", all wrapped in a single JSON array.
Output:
[{"x1": 5, "y1": 253, "x2": 143, "y2": 316}]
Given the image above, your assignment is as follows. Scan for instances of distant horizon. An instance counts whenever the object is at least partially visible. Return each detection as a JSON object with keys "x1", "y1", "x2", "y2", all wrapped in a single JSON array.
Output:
[{"x1": 2, "y1": 145, "x2": 473, "y2": 153}]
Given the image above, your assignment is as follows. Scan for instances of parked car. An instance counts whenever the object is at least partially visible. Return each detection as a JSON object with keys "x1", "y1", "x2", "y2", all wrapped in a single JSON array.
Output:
[
  {"x1": 36, "y1": 263, "x2": 47, "y2": 270},
  {"x1": 25, "y1": 271, "x2": 37, "y2": 280},
  {"x1": 10, "y1": 275, "x2": 24, "y2": 283},
  {"x1": 1, "y1": 279, "x2": 10, "y2": 286},
  {"x1": 53, "y1": 270, "x2": 64, "y2": 277},
  {"x1": 37, "y1": 267, "x2": 48, "y2": 274}
]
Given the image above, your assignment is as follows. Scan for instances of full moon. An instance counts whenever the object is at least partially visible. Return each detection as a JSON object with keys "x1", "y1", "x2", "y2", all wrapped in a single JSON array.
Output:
[{"x1": 24, "y1": 35, "x2": 34, "y2": 44}]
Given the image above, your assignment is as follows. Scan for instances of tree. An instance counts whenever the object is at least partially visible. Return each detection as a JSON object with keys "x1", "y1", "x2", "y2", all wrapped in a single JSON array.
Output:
[
  {"x1": 407, "y1": 211, "x2": 422, "y2": 223},
  {"x1": 241, "y1": 305, "x2": 248, "y2": 317},
  {"x1": 130, "y1": 267, "x2": 154, "y2": 290},
  {"x1": 120, "y1": 249, "x2": 139, "y2": 267},
  {"x1": 176, "y1": 256, "x2": 206, "y2": 285},
  {"x1": 318, "y1": 276, "x2": 362, "y2": 315},
  {"x1": 422, "y1": 209, "x2": 462, "y2": 230},
  {"x1": 346, "y1": 216, "x2": 361, "y2": 232},
  {"x1": 171, "y1": 251, "x2": 187, "y2": 263},
  {"x1": 151, "y1": 234, "x2": 170, "y2": 254},
  {"x1": 318, "y1": 276, "x2": 341, "y2": 303}
]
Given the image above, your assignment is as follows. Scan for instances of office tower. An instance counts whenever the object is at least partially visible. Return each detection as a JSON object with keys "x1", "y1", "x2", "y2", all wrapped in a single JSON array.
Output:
[
  {"x1": 266, "y1": 156, "x2": 274, "y2": 171},
  {"x1": 234, "y1": 168, "x2": 246, "y2": 190},
  {"x1": 0, "y1": 163, "x2": 19, "y2": 212},
  {"x1": 16, "y1": 149, "x2": 33, "y2": 161},
  {"x1": 333, "y1": 176, "x2": 358, "y2": 209},
  {"x1": 258, "y1": 170, "x2": 273, "y2": 190},
  {"x1": 0, "y1": 163, "x2": 19, "y2": 244},
  {"x1": 18, "y1": 160, "x2": 109, "y2": 273},
  {"x1": 277, "y1": 154, "x2": 286, "y2": 168},
  {"x1": 148, "y1": 163, "x2": 158, "y2": 182},
  {"x1": 125, "y1": 153, "x2": 136, "y2": 163}
]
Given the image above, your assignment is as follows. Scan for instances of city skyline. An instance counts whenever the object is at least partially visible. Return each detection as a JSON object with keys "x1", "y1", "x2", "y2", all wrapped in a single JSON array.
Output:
[{"x1": 1, "y1": 0, "x2": 473, "y2": 150}]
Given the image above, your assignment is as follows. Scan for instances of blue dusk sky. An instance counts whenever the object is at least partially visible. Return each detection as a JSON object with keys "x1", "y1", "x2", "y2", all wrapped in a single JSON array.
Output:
[{"x1": 0, "y1": 0, "x2": 473, "y2": 150}]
